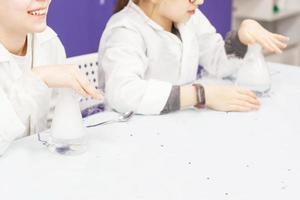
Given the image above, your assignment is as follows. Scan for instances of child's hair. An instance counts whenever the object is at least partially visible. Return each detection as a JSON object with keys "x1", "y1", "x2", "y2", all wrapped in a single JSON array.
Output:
[{"x1": 114, "y1": 0, "x2": 140, "y2": 13}]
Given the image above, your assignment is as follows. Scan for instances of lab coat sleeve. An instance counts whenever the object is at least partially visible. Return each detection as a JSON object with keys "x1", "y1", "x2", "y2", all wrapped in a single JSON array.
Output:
[
  {"x1": 224, "y1": 30, "x2": 248, "y2": 59},
  {"x1": 0, "y1": 87, "x2": 27, "y2": 156},
  {"x1": 192, "y1": 9, "x2": 246, "y2": 78},
  {"x1": 8, "y1": 32, "x2": 67, "y2": 134},
  {"x1": 0, "y1": 32, "x2": 66, "y2": 155},
  {"x1": 7, "y1": 71, "x2": 51, "y2": 132},
  {"x1": 99, "y1": 27, "x2": 172, "y2": 115},
  {"x1": 2, "y1": 72, "x2": 52, "y2": 155}
]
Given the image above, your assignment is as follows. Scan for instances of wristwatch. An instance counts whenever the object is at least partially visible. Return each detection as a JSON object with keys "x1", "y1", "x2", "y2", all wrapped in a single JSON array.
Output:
[{"x1": 193, "y1": 83, "x2": 206, "y2": 109}]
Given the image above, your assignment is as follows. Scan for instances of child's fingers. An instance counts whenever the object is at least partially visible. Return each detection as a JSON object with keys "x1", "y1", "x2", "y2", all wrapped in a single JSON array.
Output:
[
  {"x1": 230, "y1": 101, "x2": 258, "y2": 112},
  {"x1": 72, "y1": 80, "x2": 89, "y2": 98},
  {"x1": 237, "y1": 94, "x2": 260, "y2": 106},
  {"x1": 271, "y1": 37, "x2": 288, "y2": 49},
  {"x1": 236, "y1": 100, "x2": 260, "y2": 110},
  {"x1": 273, "y1": 33, "x2": 290, "y2": 42},
  {"x1": 228, "y1": 104, "x2": 250, "y2": 112},
  {"x1": 260, "y1": 36, "x2": 282, "y2": 53},
  {"x1": 76, "y1": 71, "x2": 102, "y2": 100},
  {"x1": 84, "y1": 84, "x2": 102, "y2": 100},
  {"x1": 75, "y1": 73, "x2": 102, "y2": 100},
  {"x1": 257, "y1": 37, "x2": 274, "y2": 52},
  {"x1": 237, "y1": 89, "x2": 260, "y2": 106},
  {"x1": 268, "y1": 38, "x2": 282, "y2": 53},
  {"x1": 237, "y1": 88, "x2": 257, "y2": 99}
]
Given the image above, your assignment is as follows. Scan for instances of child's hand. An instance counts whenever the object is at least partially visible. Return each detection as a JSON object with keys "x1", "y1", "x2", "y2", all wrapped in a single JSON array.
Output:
[
  {"x1": 204, "y1": 85, "x2": 260, "y2": 112},
  {"x1": 32, "y1": 65, "x2": 102, "y2": 100},
  {"x1": 238, "y1": 19, "x2": 289, "y2": 54}
]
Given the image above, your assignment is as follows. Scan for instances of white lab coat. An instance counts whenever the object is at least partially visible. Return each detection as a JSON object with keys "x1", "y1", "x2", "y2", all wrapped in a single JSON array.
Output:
[
  {"x1": 0, "y1": 27, "x2": 66, "y2": 155},
  {"x1": 99, "y1": 0, "x2": 244, "y2": 115}
]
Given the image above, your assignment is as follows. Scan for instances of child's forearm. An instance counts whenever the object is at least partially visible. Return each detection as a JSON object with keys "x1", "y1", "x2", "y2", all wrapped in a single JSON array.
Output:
[{"x1": 180, "y1": 85, "x2": 197, "y2": 109}]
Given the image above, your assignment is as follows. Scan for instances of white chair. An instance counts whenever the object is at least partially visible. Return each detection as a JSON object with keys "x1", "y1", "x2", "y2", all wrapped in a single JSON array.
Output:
[{"x1": 66, "y1": 53, "x2": 104, "y2": 116}]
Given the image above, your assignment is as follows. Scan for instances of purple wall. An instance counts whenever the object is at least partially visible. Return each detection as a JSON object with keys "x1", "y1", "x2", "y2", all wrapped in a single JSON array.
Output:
[
  {"x1": 200, "y1": 0, "x2": 232, "y2": 38},
  {"x1": 47, "y1": 0, "x2": 232, "y2": 57}
]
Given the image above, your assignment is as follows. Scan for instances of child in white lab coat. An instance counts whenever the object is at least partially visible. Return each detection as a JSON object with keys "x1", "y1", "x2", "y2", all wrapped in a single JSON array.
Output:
[
  {"x1": 0, "y1": 0, "x2": 102, "y2": 155},
  {"x1": 99, "y1": 0, "x2": 289, "y2": 115}
]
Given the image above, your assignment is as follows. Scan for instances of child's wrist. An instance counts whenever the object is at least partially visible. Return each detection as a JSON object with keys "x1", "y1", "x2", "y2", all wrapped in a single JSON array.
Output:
[{"x1": 180, "y1": 85, "x2": 197, "y2": 109}]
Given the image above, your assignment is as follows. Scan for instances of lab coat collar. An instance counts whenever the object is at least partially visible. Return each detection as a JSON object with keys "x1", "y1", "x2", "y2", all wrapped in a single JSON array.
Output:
[
  {"x1": 0, "y1": 27, "x2": 57, "y2": 65},
  {"x1": 127, "y1": 0, "x2": 165, "y2": 31},
  {"x1": 0, "y1": 43, "x2": 11, "y2": 63},
  {"x1": 0, "y1": 34, "x2": 31, "y2": 64},
  {"x1": 127, "y1": 0, "x2": 186, "y2": 39}
]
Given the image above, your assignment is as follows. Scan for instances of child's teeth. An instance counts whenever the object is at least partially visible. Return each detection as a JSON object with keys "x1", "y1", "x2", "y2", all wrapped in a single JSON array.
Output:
[{"x1": 29, "y1": 9, "x2": 46, "y2": 16}]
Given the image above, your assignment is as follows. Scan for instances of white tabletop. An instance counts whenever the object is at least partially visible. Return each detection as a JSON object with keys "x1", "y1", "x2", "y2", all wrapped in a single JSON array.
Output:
[{"x1": 1, "y1": 63, "x2": 300, "y2": 200}]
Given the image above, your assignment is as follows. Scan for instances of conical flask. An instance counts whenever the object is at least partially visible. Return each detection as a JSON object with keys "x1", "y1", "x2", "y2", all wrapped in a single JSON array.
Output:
[
  {"x1": 235, "y1": 44, "x2": 271, "y2": 95},
  {"x1": 48, "y1": 89, "x2": 88, "y2": 155}
]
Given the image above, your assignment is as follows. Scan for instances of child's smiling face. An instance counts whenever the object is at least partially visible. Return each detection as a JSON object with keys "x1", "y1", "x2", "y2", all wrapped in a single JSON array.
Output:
[
  {"x1": 0, "y1": 0, "x2": 51, "y2": 35},
  {"x1": 158, "y1": 0, "x2": 204, "y2": 23}
]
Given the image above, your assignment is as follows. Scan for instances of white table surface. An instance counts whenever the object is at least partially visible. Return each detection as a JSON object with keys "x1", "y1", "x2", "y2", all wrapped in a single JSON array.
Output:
[{"x1": 1, "y1": 63, "x2": 300, "y2": 200}]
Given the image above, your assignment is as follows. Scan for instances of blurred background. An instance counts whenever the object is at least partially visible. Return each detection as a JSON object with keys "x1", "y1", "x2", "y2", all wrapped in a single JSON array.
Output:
[{"x1": 48, "y1": 0, "x2": 300, "y2": 66}]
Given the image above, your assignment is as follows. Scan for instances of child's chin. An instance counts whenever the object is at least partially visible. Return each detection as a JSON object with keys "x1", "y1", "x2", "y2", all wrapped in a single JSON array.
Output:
[
  {"x1": 31, "y1": 23, "x2": 47, "y2": 33},
  {"x1": 178, "y1": 17, "x2": 190, "y2": 24},
  {"x1": 177, "y1": 15, "x2": 192, "y2": 23}
]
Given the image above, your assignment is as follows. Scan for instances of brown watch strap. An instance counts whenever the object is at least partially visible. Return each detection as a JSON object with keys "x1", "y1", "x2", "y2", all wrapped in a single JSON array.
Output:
[{"x1": 193, "y1": 83, "x2": 206, "y2": 109}]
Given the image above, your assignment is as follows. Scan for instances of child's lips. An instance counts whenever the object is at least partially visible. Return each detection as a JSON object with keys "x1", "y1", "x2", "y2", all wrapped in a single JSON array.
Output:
[{"x1": 188, "y1": 10, "x2": 196, "y2": 15}]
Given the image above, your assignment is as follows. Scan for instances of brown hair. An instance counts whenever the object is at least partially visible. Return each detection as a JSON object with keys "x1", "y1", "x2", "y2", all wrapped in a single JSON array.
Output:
[
  {"x1": 114, "y1": 0, "x2": 140, "y2": 13},
  {"x1": 114, "y1": 0, "x2": 129, "y2": 13}
]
